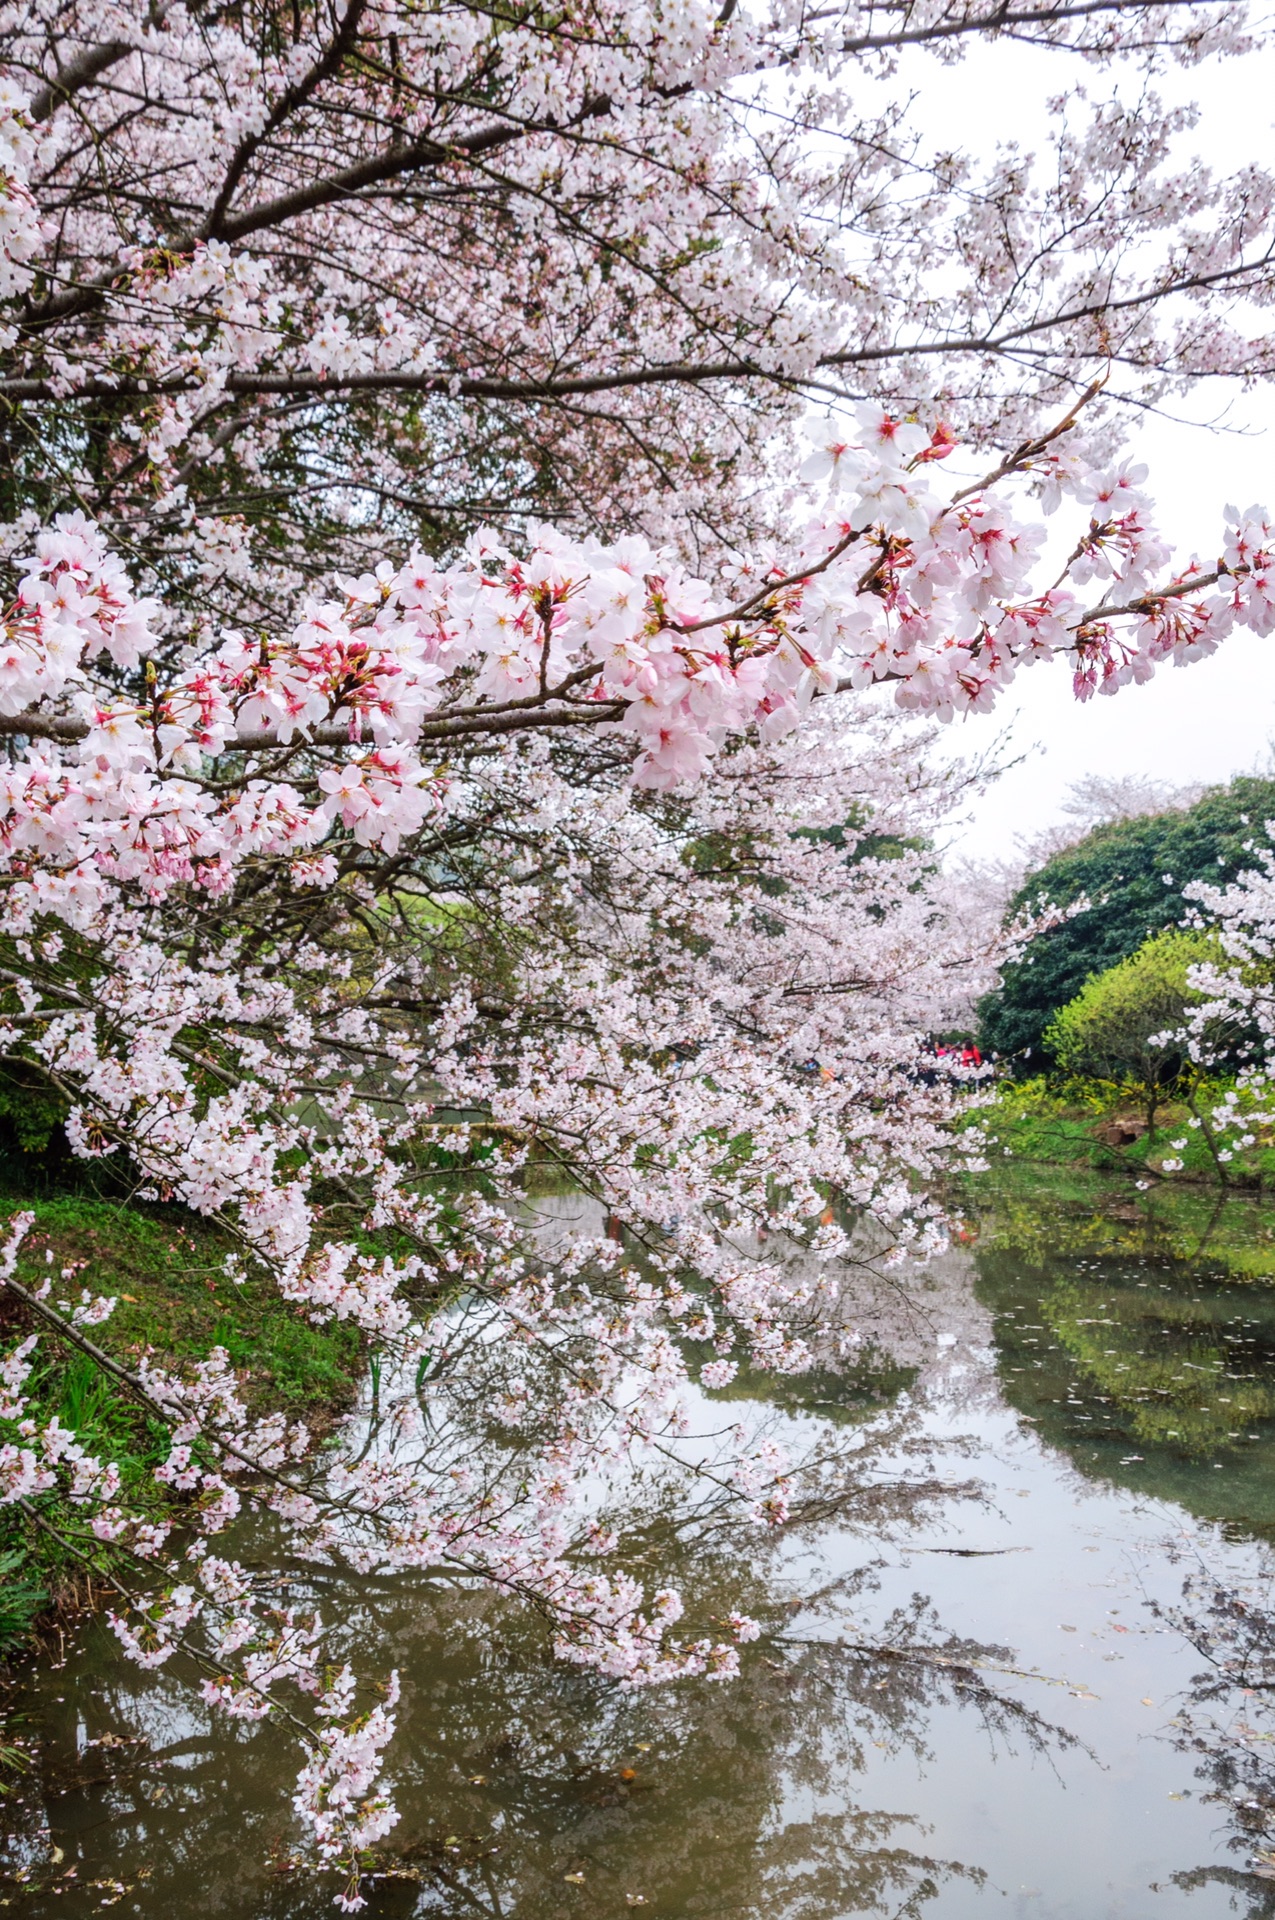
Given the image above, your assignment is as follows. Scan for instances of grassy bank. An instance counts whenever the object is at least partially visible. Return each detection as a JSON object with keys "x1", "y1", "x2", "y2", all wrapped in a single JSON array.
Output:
[
  {"x1": 0, "y1": 1191, "x2": 365, "y2": 1662},
  {"x1": 968, "y1": 1077, "x2": 1275, "y2": 1189}
]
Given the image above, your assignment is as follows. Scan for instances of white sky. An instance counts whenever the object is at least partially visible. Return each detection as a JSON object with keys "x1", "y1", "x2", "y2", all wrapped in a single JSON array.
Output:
[{"x1": 866, "y1": 34, "x2": 1275, "y2": 858}]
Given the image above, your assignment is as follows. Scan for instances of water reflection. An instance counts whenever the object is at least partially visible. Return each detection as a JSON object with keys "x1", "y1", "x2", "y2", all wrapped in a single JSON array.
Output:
[
  {"x1": 1152, "y1": 1561, "x2": 1275, "y2": 1918},
  {"x1": 966, "y1": 1169, "x2": 1275, "y2": 1526},
  {"x1": 0, "y1": 1212, "x2": 1046, "y2": 1918},
  {"x1": 0, "y1": 1556, "x2": 1047, "y2": 1918},
  {"x1": 13, "y1": 1174, "x2": 1275, "y2": 1914}
]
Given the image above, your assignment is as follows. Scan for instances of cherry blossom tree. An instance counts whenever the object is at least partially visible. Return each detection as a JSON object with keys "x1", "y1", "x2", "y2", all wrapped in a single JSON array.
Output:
[
  {"x1": 4, "y1": 0, "x2": 1275, "y2": 1904},
  {"x1": 1148, "y1": 851, "x2": 1275, "y2": 1173}
]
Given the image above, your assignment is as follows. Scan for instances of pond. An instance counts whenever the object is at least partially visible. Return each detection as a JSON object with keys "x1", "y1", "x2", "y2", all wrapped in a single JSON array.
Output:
[{"x1": 7, "y1": 1170, "x2": 1275, "y2": 1918}]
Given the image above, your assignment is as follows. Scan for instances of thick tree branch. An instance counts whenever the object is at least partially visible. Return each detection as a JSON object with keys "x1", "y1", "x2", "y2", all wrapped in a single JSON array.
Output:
[
  {"x1": 0, "y1": 698, "x2": 627, "y2": 750},
  {"x1": 27, "y1": 38, "x2": 134, "y2": 122},
  {"x1": 9, "y1": 240, "x2": 1273, "y2": 406},
  {"x1": 835, "y1": 0, "x2": 1210, "y2": 53},
  {"x1": 204, "y1": 0, "x2": 371, "y2": 238}
]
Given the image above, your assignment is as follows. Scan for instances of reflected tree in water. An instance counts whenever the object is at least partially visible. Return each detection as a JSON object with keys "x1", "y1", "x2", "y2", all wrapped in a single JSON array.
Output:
[{"x1": 0, "y1": 1380, "x2": 1067, "y2": 1919}]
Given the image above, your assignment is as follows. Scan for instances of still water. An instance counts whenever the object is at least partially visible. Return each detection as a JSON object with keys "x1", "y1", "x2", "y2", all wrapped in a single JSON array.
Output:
[{"x1": 7, "y1": 1170, "x2": 1275, "y2": 1918}]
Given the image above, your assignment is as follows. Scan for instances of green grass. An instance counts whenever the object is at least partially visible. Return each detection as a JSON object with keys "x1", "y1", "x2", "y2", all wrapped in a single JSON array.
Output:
[
  {"x1": 0, "y1": 1193, "x2": 365, "y2": 1656},
  {"x1": 0, "y1": 1549, "x2": 47, "y2": 1662},
  {"x1": 2, "y1": 1195, "x2": 364, "y2": 1404}
]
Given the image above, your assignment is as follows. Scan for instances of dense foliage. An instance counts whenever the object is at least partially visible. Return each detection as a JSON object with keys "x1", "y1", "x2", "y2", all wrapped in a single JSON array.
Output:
[{"x1": 979, "y1": 778, "x2": 1275, "y2": 1067}]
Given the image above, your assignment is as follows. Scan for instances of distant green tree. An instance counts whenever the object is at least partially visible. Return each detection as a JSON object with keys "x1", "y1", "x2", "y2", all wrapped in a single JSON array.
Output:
[
  {"x1": 1043, "y1": 929, "x2": 1216, "y2": 1133},
  {"x1": 979, "y1": 777, "x2": 1275, "y2": 1068}
]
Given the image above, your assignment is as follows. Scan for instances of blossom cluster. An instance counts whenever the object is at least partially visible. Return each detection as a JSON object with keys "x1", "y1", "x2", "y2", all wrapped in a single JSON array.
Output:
[
  {"x1": 0, "y1": 682, "x2": 996, "y2": 1901},
  {"x1": 0, "y1": 412, "x2": 1270, "y2": 934},
  {"x1": 0, "y1": 79, "x2": 44, "y2": 306}
]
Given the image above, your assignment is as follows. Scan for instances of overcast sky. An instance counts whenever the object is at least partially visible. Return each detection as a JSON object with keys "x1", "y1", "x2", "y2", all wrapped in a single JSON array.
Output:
[{"x1": 859, "y1": 33, "x2": 1275, "y2": 859}]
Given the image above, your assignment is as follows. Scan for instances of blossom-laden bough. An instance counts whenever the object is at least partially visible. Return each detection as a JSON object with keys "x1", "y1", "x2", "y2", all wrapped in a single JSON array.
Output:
[{"x1": 3, "y1": 0, "x2": 1275, "y2": 1903}]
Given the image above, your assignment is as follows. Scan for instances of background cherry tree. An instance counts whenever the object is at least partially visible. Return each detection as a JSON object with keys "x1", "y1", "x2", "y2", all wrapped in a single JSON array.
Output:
[{"x1": 4, "y1": 0, "x2": 1275, "y2": 1904}]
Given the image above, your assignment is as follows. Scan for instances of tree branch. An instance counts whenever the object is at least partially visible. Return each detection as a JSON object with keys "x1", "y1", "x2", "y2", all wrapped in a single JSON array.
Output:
[
  {"x1": 0, "y1": 697, "x2": 627, "y2": 751},
  {"x1": 27, "y1": 39, "x2": 134, "y2": 123},
  {"x1": 204, "y1": 0, "x2": 371, "y2": 239}
]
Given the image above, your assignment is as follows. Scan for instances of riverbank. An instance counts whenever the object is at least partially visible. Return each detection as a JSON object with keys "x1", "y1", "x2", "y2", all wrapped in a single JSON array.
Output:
[
  {"x1": 0, "y1": 1193, "x2": 366, "y2": 1663},
  {"x1": 969, "y1": 1076, "x2": 1275, "y2": 1189}
]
